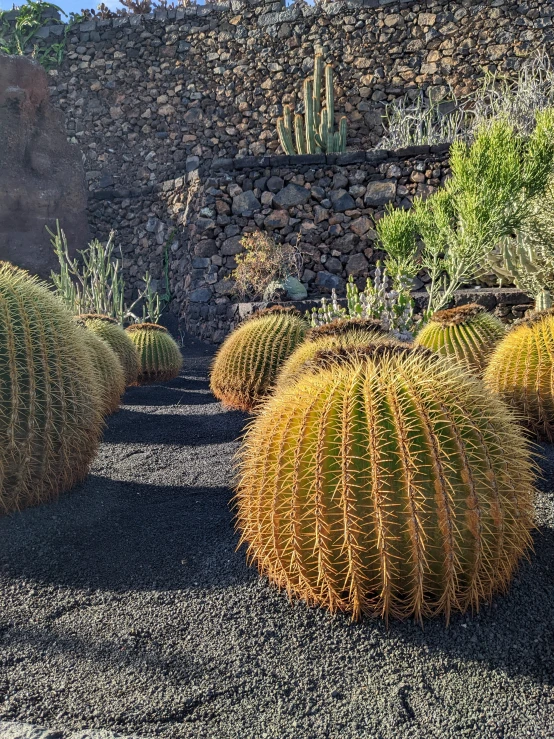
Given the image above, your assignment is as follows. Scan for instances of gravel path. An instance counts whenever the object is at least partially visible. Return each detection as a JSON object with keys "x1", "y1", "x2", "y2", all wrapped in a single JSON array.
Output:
[{"x1": 0, "y1": 336, "x2": 552, "y2": 739}]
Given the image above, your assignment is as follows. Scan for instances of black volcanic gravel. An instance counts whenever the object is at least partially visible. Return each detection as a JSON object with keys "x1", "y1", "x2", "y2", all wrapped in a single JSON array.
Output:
[{"x1": 0, "y1": 335, "x2": 552, "y2": 739}]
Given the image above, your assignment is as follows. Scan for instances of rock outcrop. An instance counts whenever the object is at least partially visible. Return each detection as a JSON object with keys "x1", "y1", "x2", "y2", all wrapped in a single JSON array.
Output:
[{"x1": 0, "y1": 53, "x2": 89, "y2": 278}]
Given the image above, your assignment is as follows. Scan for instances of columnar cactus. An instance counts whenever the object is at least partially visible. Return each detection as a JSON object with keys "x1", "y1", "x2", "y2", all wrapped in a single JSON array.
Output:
[
  {"x1": 0, "y1": 264, "x2": 103, "y2": 515},
  {"x1": 484, "y1": 310, "x2": 554, "y2": 441},
  {"x1": 414, "y1": 304, "x2": 505, "y2": 374},
  {"x1": 277, "y1": 52, "x2": 347, "y2": 155},
  {"x1": 237, "y1": 343, "x2": 535, "y2": 623},
  {"x1": 126, "y1": 323, "x2": 183, "y2": 384},
  {"x1": 79, "y1": 314, "x2": 139, "y2": 386},
  {"x1": 76, "y1": 321, "x2": 126, "y2": 416},
  {"x1": 210, "y1": 307, "x2": 308, "y2": 411},
  {"x1": 275, "y1": 317, "x2": 390, "y2": 389}
]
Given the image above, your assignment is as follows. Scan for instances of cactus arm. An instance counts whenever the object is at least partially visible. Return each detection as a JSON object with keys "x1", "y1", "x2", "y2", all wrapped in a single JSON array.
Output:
[
  {"x1": 294, "y1": 114, "x2": 307, "y2": 155},
  {"x1": 325, "y1": 64, "x2": 335, "y2": 132},
  {"x1": 277, "y1": 112, "x2": 295, "y2": 156},
  {"x1": 304, "y1": 79, "x2": 316, "y2": 154},
  {"x1": 339, "y1": 116, "x2": 347, "y2": 153}
]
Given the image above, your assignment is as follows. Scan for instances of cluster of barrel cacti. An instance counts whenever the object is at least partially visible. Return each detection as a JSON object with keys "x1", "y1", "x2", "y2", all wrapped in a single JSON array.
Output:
[
  {"x1": 213, "y1": 300, "x2": 547, "y2": 623},
  {"x1": 277, "y1": 52, "x2": 347, "y2": 155},
  {"x1": 0, "y1": 261, "x2": 184, "y2": 517}
]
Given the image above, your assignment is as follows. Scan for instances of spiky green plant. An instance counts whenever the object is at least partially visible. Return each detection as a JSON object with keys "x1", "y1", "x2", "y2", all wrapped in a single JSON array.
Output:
[
  {"x1": 126, "y1": 323, "x2": 183, "y2": 384},
  {"x1": 0, "y1": 263, "x2": 103, "y2": 515},
  {"x1": 275, "y1": 318, "x2": 390, "y2": 390},
  {"x1": 236, "y1": 343, "x2": 535, "y2": 623},
  {"x1": 414, "y1": 304, "x2": 505, "y2": 375},
  {"x1": 277, "y1": 52, "x2": 347, "y2": 155},
  {"x1": 75, "y1": 320, "x2": 126, "y2": 416},
  {"x1": 79, "y1": 314, "x2": 139, "y2": 387},
  {"x1": 210, "y1": 307, "x2": 308, "y2": 412},
  {"x1": 484, "y1": 309, "x2": 554, "y2": 441}
]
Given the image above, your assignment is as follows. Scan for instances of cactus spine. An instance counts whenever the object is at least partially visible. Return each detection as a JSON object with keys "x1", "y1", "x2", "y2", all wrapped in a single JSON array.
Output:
[
  {"x1": 126, "y1": 323, "x2": 183, "y2": 384},
  {"x1": 237, "y1": 344, "x2": 535, "y2": 623},
  {"x1": 275, "y1": 318, "x2": 390, "y2": 390},
  {"x1": 79, "y1": 314, "x2": 140, "y2": 387},
  {"x1": 210, "y1": 307, "x2": 308, "y2": 412},
  {"x1": 484, "y1": 310, "x2": 554, "y2": 441},
  {"x1": 414, "y1": 304, "x2": 505, "y2": 375},
  {"x1": 0, "y1": 264, "x2": 103, "y2": 515},
  {"x1": 277, "y1": 53, "x2": 347, "y2": 155},
  {"x1": 76, "y1": 321, "x2": 126, "y2": 416}
]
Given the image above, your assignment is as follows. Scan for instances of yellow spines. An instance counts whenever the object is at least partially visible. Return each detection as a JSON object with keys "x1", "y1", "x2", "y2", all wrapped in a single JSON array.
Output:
[
  {"x1": 484, "y1": 309, "x2": 554, "y2": 441},
  {"x1": 415, "y1": 304, "x2": 505, "y2": 374},
  {"x1": 125, "y1": 323, "x2": 183, "y2": 384},
  {"x1": 76, "y1": 322, "x2": 126, "y2": 415},
  {"x1": 79, "y1": 314, "x2": 140, "y2": 386},
  {"x1": 210, "y1": 307, "x2": 308, "y2": 411},
  {"x1": 237, "y1": 344, "x2": 535, "y2": 623},
  {"x1": 0, "y1": 263, "x2": 104, "y2": 515},
  {"x1": 275, "y1": 317, "x2": 390, "y2": 390}
]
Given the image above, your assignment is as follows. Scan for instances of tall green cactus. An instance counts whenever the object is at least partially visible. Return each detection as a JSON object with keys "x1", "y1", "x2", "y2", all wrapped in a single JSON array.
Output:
[
  {"x1": 277, "y1": 52, "x2": 347, "y2": 155},
  {"x1": 210, "y1": 307, "x2": 308, "y2": 412},
  {"x1": 237, "y1": 343, "x2": 535, "y2": 623},
  {"x1": 0, "y1": 263, "x2": 103, "y2": 515},
  {"x1": 126, "y1": 323, "x2": 183, "y2": 384}
]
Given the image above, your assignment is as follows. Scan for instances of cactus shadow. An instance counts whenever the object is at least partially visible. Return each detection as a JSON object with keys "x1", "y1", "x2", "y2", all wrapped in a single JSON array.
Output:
[
  {"x1": 122, "y1": 374, "x2": 216, "y2": 408},
  {"x1": 0, "y1": 479, "x2": 252, "y2": 592}
]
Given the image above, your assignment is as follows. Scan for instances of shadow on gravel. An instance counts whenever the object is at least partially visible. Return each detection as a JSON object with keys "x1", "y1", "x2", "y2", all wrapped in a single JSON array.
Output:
[
  {"x1": 0, "y1": 478, "x2": 251, "y2": 592},
  {"x1": 122, "y1": 376, "x2": 216, "y2": 408},
  {"x1": 105, "y1": 408, "x2": 248, "y2": 446}
]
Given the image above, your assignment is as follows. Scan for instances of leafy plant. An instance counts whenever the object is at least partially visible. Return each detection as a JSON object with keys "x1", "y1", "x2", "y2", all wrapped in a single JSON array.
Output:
[
  {"x1": 50, "y1": 223, "x2": 165, "y2": 326},
  {"x1": 232, "y1": 231, "x2": 302, "y2": 301},
  {"x1": 308, "y1": 267, "x2": 419, "y2": 341},
  {"x1": 0, "y1": 0, "x2": 71, "y2": 69}
]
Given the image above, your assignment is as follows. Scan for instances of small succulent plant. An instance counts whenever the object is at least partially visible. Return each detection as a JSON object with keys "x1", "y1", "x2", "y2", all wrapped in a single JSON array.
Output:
[
  {"x1": 126, "y1": 323, "x2": 183, "y2": 384},
  {"x1": 484, "y1": 309, "x2": 554, "y2": 441},
  {"x1": 79, "y1": 314, "x2": 140, "y2": 386},
  {"x1": 0, "y1": 263, "x2": 103, "y2": 515},
  {"x1": 237, "y1": 343, "x2": 535, "y2": 623},
  {"x1": 210, "y1": 307, "x2": 308, "y2": 412},
  {"x1": 414, "y1": 304, "x2": 505, "y2": 375}
]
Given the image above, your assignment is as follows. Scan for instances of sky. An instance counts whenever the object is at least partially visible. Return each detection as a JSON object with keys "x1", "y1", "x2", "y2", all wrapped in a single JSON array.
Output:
[{"x1": 0, "y1": 0, "x2": 148, "y2": 15}]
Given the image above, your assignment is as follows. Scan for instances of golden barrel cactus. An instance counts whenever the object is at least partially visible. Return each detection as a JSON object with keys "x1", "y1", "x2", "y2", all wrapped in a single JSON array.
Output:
[
  {"x1": 210, "y1": 307, "x2": 308, "y2": 411},
  {"x1": 484, "y1": 310, "x2": 554, "y2": 441},
  {"x1": 126, "y1": 323, "x2": 183, "y2": 384},
  {"x1": 414, "y1": 304, "x2": 505, "y2": 374},
  {"x1": 0, "y1": 264, "x2": 103, "y2": 515},
  {"x1": 79, "y1": 314, "x2": 139, "y2": 386},
  {"x1": 76, "y1": 321, "x2": 126, "y2": 416},
  {"x1": 237, "y1": 344, "x2": 535, "y2": 623},
  {"x1": 275, "y1": 317, "x2": 389, "y2": 390}
]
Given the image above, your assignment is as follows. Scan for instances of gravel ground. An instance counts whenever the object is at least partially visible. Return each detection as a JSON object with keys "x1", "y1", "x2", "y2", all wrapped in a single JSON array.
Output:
[{"x1": 0, "y1": 335, "x2": 552, "y2": 739}]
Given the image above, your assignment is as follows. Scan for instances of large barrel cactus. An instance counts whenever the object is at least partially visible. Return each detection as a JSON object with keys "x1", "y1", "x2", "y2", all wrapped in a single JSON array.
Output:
[
  {"x1": 0, "y1": 264, "x2": 103, "y2": 515},
  {"x1": 76, "y1": 321, "x2": 126, "y2": 416},
  {"x1": 210, "y1": 307, "x2": 308, "y2": 411},
  {"x1": 484, "y1": 310, "x2": 554, "y2": 441},
  {"x1": 415, "y1": 304, "x2": 505, "y2": 375},
  {"x1": 126, "y1": 323, "x2": 183, "y2": 384},
  {"x1": 79, "y1": 314, "x2": 139, "y2": 386},
  {"x1": 275, "y1": 317, "x2": 390, "y2": 390},
  {"x1": 237, "y1": 343, "x2": 535, "y2": 623}
]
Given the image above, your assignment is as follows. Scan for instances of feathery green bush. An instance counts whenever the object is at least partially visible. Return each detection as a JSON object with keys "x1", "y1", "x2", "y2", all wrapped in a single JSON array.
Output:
[
  {"x1": 237, "y1": 343, "x2": 535, "y2": 623},
  {"x1": 210, "y1": 307, "x2": 308, "y2": 411},
  {"x1": 484, "y1": 309, "x2": 554, "y2": 441},
  {"x1": 0, "y1": 263, "x2": 103, "y2": 515},
  {"x1": 79, "y1": 314, "x2": 139, "y2": 386},
  {"x1": 414, "y1": 304, "x2": 505, "y2": 375},
  {"x1": 126, "y1": 323, "x2": 183, "y2": 384}
]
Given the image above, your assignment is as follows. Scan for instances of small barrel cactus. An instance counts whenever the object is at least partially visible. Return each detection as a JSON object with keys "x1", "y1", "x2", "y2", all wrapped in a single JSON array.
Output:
[
  {"x1": 75, "y1": 320, "x2": 126, "y2": 416},
  {"x1": 0, "y1": 264, "x2": 104, "y2": 515},
  {"x1": 275, "y1": 317, "x2": 390, "y2": 390},
  {"x1": 79, "y1": 314, "x2": 139, "y2": 386},
  {"x1": 484, "y1": 309, "x2": 554, "y2": 441},
  {"x1": 126, "y1": 323, "x2": 183, "y2": 384},
  {"x1": 210, "y1": 307, "x2": 308, "y2": 412},
  {"x1": 237, "y1": 343, "x2": 535, "y2": 623},
  {"x1": 414, "y1": 304, "x2": 505, "y2": 375}
]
